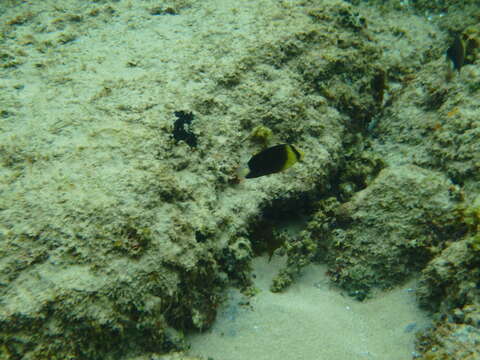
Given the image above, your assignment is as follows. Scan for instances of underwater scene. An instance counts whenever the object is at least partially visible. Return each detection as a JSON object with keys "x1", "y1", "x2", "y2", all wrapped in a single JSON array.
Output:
[{"x1": 0, "y1": 0, "x2": 479, "y2": 359}]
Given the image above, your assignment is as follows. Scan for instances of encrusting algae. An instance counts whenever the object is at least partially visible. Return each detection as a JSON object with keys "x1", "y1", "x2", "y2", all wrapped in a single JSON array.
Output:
[{"x1": 0, "y1": 0, "x2": 479, "y2": 359}]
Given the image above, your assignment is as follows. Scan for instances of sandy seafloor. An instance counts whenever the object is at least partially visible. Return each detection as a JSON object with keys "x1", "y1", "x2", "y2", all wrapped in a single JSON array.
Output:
[{"x1": 189, "y1": 256, "x2": 430, "y2": 360}]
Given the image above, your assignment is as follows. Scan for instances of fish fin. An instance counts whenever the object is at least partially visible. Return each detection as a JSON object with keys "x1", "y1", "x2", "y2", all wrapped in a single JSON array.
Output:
[{"x1": 236, "y1": 166, "x2": 250, "y2": 180}]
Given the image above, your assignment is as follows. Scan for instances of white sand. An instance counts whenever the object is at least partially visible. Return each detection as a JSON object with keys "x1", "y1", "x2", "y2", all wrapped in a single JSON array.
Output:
[{"x1": 189, "y1": 257, "x2": 431, "y2": 360}]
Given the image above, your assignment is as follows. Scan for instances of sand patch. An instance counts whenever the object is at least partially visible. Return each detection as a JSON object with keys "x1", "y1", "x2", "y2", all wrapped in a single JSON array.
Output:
[{"x1": 189, "y1": 256, "x2": 431, "y2": 360}]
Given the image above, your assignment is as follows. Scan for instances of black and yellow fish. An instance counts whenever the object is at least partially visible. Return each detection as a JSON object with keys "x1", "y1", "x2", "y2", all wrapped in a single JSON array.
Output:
[
  {"x1": 447, "y1": 34, "x2": 465, "y2": 72},
  {"x1": 241, "y1": 144, "x2": 304, "y2": 179}
]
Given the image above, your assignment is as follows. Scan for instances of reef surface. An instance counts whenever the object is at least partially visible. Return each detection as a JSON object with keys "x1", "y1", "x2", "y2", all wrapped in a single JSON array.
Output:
[{"x1": 0, "y1": 0, "x2": 479, "y2": 359}]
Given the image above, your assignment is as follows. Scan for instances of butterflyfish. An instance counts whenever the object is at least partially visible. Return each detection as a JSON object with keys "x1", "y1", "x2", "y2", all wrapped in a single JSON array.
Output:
[{"x1": 241, "y1": 144, "x2": 304, "y2": 179}]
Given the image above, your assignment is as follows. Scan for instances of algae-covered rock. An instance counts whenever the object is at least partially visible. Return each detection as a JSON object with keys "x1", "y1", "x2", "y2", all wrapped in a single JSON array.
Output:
[
  {"x1": 320, "y1": 165, "x2": 461, "y2": 300},
  {"x1": 370, "y1": 22, "x2": 480, "y2": 195},
  {"x1": 0, "y1": 0, "x2": 366, "y2": 358},
  {"x1": 416, "y1": 321, "x2": 480, "y2": 360},
  {"x1": 0, "y1": 0, "x2": 478, "y2": 359},
  {"x1": 414, "y1": 207, "x2": 480, "y2": 359},
  {"x1": 417, "y1": 236, "x2": 480, "y2": 313},
  {"x1": 269, "y1": 164, "x2": 463, "y2": 299}
]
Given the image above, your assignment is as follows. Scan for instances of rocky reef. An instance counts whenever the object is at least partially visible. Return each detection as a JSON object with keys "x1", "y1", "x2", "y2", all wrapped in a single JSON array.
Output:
[{"x1": 0, "y1": 0, "x2": 479, "y2": 359}]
